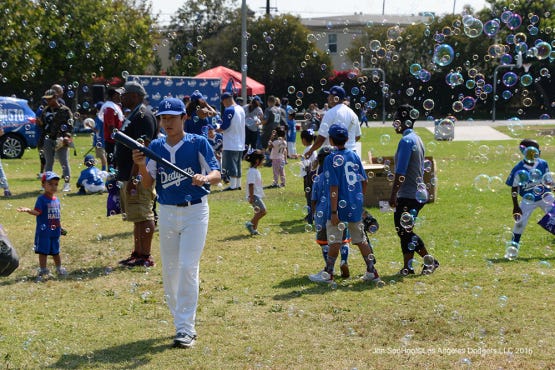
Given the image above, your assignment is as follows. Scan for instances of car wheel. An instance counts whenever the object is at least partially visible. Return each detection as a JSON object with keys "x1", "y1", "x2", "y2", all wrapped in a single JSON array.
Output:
[{"x1": 0, "y1": 134, "x2": 25, "y2": 159}]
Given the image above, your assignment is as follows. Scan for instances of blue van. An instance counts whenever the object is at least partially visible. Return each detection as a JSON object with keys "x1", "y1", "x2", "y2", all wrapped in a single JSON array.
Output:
[{"x1": 0, "y1": 97, "x2": 38, "y2": 159}]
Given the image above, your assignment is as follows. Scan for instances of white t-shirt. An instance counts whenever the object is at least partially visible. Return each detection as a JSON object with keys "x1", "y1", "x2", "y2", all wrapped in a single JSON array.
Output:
[
  {"x1": 300, "y1": 145, "x2": 318, "y2": 177},
  {"x1": 318, "y1": 103, "x2": 361, "y2": 151},
  {"x1": 221, "y1": 104, "x2": 246, "y2": 151},
  {"x1": 245, "y1": 167, "x2": 265, "y2": 199}
]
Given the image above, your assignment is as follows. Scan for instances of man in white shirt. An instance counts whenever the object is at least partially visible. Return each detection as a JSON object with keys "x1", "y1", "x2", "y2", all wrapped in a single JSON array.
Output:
[
  {"x1": 219, "y1": 92, "x2": 246, "y2": 191},
  {"x1": 303, "y1": 85, "x2": 361, "y2": 159}
]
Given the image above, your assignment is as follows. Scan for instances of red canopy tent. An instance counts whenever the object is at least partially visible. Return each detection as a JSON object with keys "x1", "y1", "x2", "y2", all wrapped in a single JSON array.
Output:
[{"x1": 195, "y1": 66, "x2": 265, "y2": 96}]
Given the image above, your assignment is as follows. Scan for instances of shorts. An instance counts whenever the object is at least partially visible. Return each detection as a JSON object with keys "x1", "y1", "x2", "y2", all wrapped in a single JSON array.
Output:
[
  {"x1": 250, "y1": 195, "x2": 266, "y2": 213},
  {"x1": 95, "y1": 146, "x2": 106, "y2": 159},
  {"x1": 34, "y1": 236, "x2": 60, "y2": 255},
  {"x1": 119, "y1": 181, "x2": 156, "y2": 222},
  {"x1": 316, "y1": 226, "x2": 350, "y2": 245},
  {"x1": 326, "y1": 220, "x2": 365, "y2": 245}
]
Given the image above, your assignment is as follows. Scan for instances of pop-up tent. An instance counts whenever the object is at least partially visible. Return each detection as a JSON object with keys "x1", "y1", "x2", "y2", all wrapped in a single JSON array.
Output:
[{"x1": 195, "y1": 66, "x2": 265, "y2": 96}]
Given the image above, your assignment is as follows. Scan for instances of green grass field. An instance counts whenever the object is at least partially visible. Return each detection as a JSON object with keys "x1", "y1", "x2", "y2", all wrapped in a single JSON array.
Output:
[{"x1": 1, "y1": 125, "x2": 555, "y2": 369}]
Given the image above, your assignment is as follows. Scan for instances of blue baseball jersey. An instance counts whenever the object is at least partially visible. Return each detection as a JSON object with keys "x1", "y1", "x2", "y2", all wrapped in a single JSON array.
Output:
[
  {"x1": 322, "y1": 148, "x2": 367, "y2": 222},
  {"x1": 34, "y1": 194, "x2": 61, "y2": 238},
  {"x1": 93, "y1": 116, "x2": 104, "y2": 147},
  {"x1": 311, "y1": 173, "x2": 329, "y2": 229},
  {"x1": 506, "y1": 158, "x2": 550, "y2": 201},
  {"x1": 286, "y1": 118, "x2": 296, "y2": 142},
  {"x1": 146, "y1": 133, "x2": 220, "y2": 205},
  {"x1": 208, "y1": 132, "x2": 223, "y2": 154},
  {"x1": 185, "y1": 112, "x2": 211, "y2": 136},
  {"x1": 77, "y1": 167, "x2": 105, "y2": 187}
]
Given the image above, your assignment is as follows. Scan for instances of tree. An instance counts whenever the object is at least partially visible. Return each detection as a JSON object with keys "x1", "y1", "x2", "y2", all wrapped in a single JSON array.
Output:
[
  {"x1": 0, "y1": 0, "x2": 158, "y2": 105},
  {"x1": 345, "y1": 1, "x2": 555, "y2": 119},
  {"x1": 166, "y1": 0, "x2": 238, "y2": 76},
  {"x1": 197, "y1": 13, "x2": 333, "y2": 106}
]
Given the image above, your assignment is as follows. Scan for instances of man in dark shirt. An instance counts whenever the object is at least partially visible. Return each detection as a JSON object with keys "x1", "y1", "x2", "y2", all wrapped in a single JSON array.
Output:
[
  {"x1": 40, "y1": 89, "x2": 74, "y2": 192},
  {"x1": 115, "y1": 81, "x2": 158, "y2": 267}
]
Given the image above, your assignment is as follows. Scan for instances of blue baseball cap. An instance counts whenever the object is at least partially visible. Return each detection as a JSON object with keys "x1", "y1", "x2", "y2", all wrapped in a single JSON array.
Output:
[
  {"x1": 324, "y1": 85, "x2": 346, "y2": 100},
  {"x1": 328, "y1": 124, "x2": 348, "y2": 141},
  {"x1": 42, "y1": 171, "x2": 60, "y2": 182},
  {"x1": 252, "y1": 96, "x2": 262, "y2": 104},
  {"x1": 84, "y1": 154, "x2": 95, "y2": 165},
  {"x1": 190, "y1": 90, "x2": 207, "y2": 101},
  {"x1": 156, "y1": 98, "x2": 185, "y2": 116},
  {"x1": 221, "y1": 91, "x2": 233, "y2": 100}
]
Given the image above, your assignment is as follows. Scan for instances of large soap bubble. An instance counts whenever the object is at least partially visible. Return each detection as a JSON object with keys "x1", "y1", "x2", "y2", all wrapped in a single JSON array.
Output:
[{"x1": 432, "y1": 44, "x2": 455, "y2": 66}]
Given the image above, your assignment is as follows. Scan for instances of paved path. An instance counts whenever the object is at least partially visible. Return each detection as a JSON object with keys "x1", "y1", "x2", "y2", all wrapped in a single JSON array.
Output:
[{"x1": 361, "y1": 119, "x2": 555, "y2": 141}]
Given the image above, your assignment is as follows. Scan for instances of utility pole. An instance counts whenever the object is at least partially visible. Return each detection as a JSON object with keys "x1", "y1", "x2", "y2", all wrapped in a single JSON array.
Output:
[
  {"x1": 382, "y1": 0, "x2": 385, "y2": 15},
  {"x1": 241, "y1": 0, "x2": 248, "y2": 102},
  {"x1": 266, "y1": 0, "x2": 270, "y2": 16}
]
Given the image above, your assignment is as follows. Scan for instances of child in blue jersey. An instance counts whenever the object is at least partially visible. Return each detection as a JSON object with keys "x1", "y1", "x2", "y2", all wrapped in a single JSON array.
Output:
[
  {"x1": 76, "y1": 155, "x2": 107, "y2": 194},
  {"x1": 309, "y1": 146, "x2": 351, "y2": 281},
  {"x1": 207, "y1": 124, "x2": 223, "y2": 165},
  {"x1": 286, "y1": 109, "x2": 297, "y2": 159},
  {"x1": 310, "y1": 124, "x2": 381, "y2": 284},
  {"x1": 17, "y1": 171, "x2": 67, "y2": 280},
  {"x1": 244, "y1": 149, "x2": 267, "y2": 236},
  {"x1": 506, "y1": 138, "x2": 552, "y2": 258},
  {"x1": 132, "y1": 97, "x2": 221, "y2": 349},
  {"x1": 389, "y1": 105, "x2": 439, "y2": 276}
]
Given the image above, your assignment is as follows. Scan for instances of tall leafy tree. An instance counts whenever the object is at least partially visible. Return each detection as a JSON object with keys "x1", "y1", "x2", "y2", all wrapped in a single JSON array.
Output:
[
  {"x1": 0, "y1": 0, "x2": 158, "y2": 103},
  {"x1": 166, "y1": 0, "x2": 238, "y2": 76}
]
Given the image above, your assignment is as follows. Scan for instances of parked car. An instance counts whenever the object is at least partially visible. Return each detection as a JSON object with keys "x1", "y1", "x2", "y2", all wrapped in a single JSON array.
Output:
[{"x1": 0, "y1": 97, "x2": 38, "y2": 159}]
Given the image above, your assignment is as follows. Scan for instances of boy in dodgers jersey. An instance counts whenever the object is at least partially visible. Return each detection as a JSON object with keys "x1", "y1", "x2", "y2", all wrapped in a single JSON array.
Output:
[
  {"x1": 309, "y1": 124, "x2": 381, "y2": 284},
  {"x1": 132, "y1": 98, "x2": 221, "y2": 348},
  {"x1": 506, "y1": 138, "x2": 552, "y2": 257}
]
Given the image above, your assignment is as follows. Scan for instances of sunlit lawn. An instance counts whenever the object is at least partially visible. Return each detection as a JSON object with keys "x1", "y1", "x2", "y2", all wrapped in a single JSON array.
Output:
[{"x1": 1, "y1": 124, "x2": 555, "y2": 369}]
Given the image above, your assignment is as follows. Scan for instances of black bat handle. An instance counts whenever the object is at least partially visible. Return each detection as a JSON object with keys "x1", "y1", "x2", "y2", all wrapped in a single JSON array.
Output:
[{"x1": 113, "y1": 130, "x2": 210, "y2": 194}]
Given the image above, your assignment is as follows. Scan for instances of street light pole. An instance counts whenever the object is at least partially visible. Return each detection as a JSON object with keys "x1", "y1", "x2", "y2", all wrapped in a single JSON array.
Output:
[
  {"x1": 241, "y1": 0, "x2": 248, "y2": 102},
  {"x1": 361, "y1": 55, "x2": 386, "y2": 124},
  {"x1": 492, "y1": 52, "x2": 522, "y2": 121}
]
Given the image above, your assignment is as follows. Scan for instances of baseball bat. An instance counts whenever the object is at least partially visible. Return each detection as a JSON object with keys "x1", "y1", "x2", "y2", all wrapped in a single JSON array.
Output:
[{"x1": 112, "y1": 129, "x2": 210, "y2": 194}]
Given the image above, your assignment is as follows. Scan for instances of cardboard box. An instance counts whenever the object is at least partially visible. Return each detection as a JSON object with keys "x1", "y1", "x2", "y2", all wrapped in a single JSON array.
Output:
[{"x1": 363, "y1": 155, "x2": 437, "y2": 207}]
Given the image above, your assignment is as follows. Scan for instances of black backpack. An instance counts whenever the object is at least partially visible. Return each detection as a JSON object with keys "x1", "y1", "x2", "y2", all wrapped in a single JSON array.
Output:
[{"x1": 0, "y1": 226, "x2": 19, "y2": 277}]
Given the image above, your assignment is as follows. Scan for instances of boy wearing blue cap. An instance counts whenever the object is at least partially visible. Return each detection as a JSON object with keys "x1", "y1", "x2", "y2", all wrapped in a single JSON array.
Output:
[
  {"x1": 310, "y1": 124, "x2": 381, "y2": 284},
  {"x1": 76, "y1": 155, "x2": 107, "y2": 194},
  {"x1": 17, "y1": 171, "x2": 67, "y2": 281},
  {"x1": 132, "y1": 97, "x2": 221, "y2": 348},
  {"x1": 506, "y1": 138, "x2": 552, "y2": 258}
]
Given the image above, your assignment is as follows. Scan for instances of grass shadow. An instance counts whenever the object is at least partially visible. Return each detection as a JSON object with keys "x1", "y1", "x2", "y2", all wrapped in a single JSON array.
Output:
[
  {"x1": 47, "y1": 337, "x2": 171, "y2": 369},
  {"x1": 278, "y1": 218, "x2": 309, "y2": 234},
  {"x1": 272, "y1": 273, "x2": 402, "y2": 300},
  {"x1": 487, "y1": 255, "x2": 555, "y2": 264},
  {"x1": 2, "y1": 190, "x2": 43, "y2": 199}
]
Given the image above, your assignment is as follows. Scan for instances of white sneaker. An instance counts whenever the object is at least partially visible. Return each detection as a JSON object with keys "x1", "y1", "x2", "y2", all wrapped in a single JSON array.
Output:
[
  {"x1": 308, "y1": 270, "x2": 332, "y2": 283},
  {"x1": 62, "y1": 183, "x2": 71, "y2": 192},
  {"x1": 174, "y1": 332, "x2": 196, "y2": 348},
  {"x1": 361, "y1": 270, "x2": 382, "y2": 283},
  {"x1": 56, "y1": 266, "x2": 68, "y2": 276}
]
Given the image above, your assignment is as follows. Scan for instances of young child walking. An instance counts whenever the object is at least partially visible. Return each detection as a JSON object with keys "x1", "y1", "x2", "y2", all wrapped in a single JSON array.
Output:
[
  {"x1": 309, "y1": 125, "x2": 381, "y2": 284},
  {"x1": 244, "y1": 149, "x2": 267, "y2": 236},
  {"x1": 309, "y1": 146, "x2": 351, "y2": 280},
  {"x1": 506, "y1": 138, "x2": 552, "y2": 258},
  {"x1": 267, "y1": 128, "x2": 287, "y2": 188},
  {"x1": 17, "y1": 171, "x2": 67, "y2": 281}
]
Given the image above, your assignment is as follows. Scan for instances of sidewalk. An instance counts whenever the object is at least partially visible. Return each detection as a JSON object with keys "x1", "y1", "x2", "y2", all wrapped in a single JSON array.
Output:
[{"x1": 362, "y1": 119, "x2": 555, "y2": 141}]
